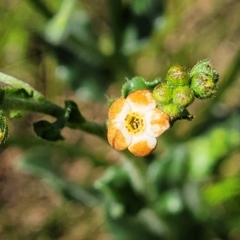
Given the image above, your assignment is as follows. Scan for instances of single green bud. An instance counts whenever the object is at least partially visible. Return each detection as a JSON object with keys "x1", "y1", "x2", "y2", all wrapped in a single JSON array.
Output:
[
  {"x1": 172, "y1": 86, "x2": 195, "y2": 107},
  {"x1": 160, "y1": 103, "x2": 184, "y2": 119},
  {"x1": 153, "y1": 83, "x2": 172, "y2": 105},
  {"x1": 121, "y1": 77, "x2": 160, "y2": 97},
  {"x1": 191, "y1": 73, "x2": 217, "y2": 99},
  {"x1": 190, "y1": 59, "x2": 219, "y2": 83},
  {"x1": 166, "y1": 64, "x2": 190, "y2": 87},
  {"x1": 0, "y1": 112, "x2": 8, "y2": 144}
]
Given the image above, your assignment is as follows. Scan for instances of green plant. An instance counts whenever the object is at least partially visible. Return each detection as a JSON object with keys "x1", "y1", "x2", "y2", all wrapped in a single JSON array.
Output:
[{"x1": 0, "y1": 1, "x2": 240, "y2": 239}]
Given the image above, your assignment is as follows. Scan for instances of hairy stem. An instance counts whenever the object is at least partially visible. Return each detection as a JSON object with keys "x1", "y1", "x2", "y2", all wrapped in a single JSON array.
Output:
[{"x1": 2, "y1": 96, "x2": 107, "y2": 140}]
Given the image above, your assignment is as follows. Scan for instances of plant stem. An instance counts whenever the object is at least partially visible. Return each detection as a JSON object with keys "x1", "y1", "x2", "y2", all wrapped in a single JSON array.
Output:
[
  {"x1": 2, "y1": 96, "x2": 107, "y2": 140},
  {"x1": 75, "y1": 121, "x2": 107, "y2": 141},
  {"x1": 3, "y1": 97, "x2": 64, "y2": 117}
]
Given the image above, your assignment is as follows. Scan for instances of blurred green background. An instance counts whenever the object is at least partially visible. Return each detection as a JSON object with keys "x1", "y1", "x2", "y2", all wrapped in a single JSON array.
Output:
[{"x1": 0, "y1": 0, "x2": 239, "y2": 239}]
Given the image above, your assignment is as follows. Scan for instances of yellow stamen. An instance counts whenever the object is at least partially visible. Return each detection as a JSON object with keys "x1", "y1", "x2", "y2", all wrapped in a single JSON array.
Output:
[{"x1": 125, "y1": 112, "x2": 145, "y2": 134}]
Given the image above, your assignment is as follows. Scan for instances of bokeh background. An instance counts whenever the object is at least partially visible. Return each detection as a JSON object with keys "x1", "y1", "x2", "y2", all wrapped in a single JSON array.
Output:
[{"x1": 0, "y1": 0, "x2": 239, "y2": 239}]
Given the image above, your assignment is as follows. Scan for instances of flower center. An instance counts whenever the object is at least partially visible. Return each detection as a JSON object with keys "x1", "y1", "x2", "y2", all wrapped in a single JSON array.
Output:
[{"x1": 125, "y1": 112, "x2": 145, "y2": 134}]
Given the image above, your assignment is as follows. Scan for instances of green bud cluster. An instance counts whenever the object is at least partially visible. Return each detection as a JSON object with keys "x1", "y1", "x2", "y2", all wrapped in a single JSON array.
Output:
[
  {"x1": 152, "y1": 60, "x2": 219, "y2": 121},
  {"x1": 0, "y1": 111, "x2": 8, "y2": 144},
  {"x1": 119, "y1": 59, "x2": 218, "y2": 122},
  {"x1": 153, "y1": 64, "x2": 194, "y2": 120}
]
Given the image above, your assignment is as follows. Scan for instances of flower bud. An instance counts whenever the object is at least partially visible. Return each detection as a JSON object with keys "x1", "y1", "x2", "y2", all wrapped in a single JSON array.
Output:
[
  {"x1": 172, "y1": 86, "x2": 195, "y2": 107},
  {"x1": 161, "y1": 103, "x2": 183, "y2": 119},
  {"x1": 190, "y1": 59, "x2": 219, "y2": 83},
  {"x1": 153, "y1": 83, "x2": 172, "y2": 105},
  {"x1": 0, "y1": 113, "x2": 8, "y2": 144},
  {"x1": 166, "y1": 64, "x2": 190, "y2": 87},
  {"x1": 191, "y1": 73, "x2": 217, "y2": 99}
]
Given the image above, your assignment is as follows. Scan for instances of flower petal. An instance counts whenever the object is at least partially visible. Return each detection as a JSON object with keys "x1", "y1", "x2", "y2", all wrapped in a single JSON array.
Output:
[
  {"x1": 108, "y1": 97, "x2": 130, "y2": 123},
  {"x1": 128, "y1": 134, "x2": 157, "y2": 157},
  {"x1": 107, "y1": 122, "x2": 131, "y2": 151},
  {"x1": 126, "y1": 90, "x2": 156, "y2": 114},
  {"x1": 145, "y1": 109, "x2": 170, "y2": 137}
]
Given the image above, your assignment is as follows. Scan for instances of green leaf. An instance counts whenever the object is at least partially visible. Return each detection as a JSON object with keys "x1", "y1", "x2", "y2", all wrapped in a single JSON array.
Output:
[
  {"x1": 0, "y1": 72, "x2": 45, "y2": 101},
  {"x1": 129, "y1": 0, "x2": 153, "y2": 14},
  {"x1": 5, "y1": 88, "x2": 34, "y2": 99},
  {"x1": 188, "y1": 112, "x2": 240, "y2": 179},
  {"x1": 95, "y1": 166, "x2": 146, "y2": 218},
  {"x1": 4, "y1": 88, "x2": 37, "y2": 118},
  {"x1": 16, "y1": 147, "x2": 99, "y2": 206},
  {"x1": 64, "y1": 100, "x2": 85, "y2": 126},
  {"x1": 33, "y1": 120, "x2": 64, "y2": 141},
  {"x1": 44, "y1": 0, "x2": 76, "y2": 44},
  {"x1": 203, "y1": 176, "x2": 240, "y2": 205}
]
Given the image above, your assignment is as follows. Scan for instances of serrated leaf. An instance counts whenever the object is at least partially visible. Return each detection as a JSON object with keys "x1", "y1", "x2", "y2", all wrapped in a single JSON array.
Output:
[
  {"x1": 0, "y1": 72, "x2": 44, "y2": 101},
  {"x1": 5, "y1": 88, "x2": 33, "y2": 99}
]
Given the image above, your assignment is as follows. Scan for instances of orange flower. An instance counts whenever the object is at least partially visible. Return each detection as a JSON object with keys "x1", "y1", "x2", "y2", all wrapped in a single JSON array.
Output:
[{"x1": 107, "y1": 90, "x2": 170, "y2": 157}]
